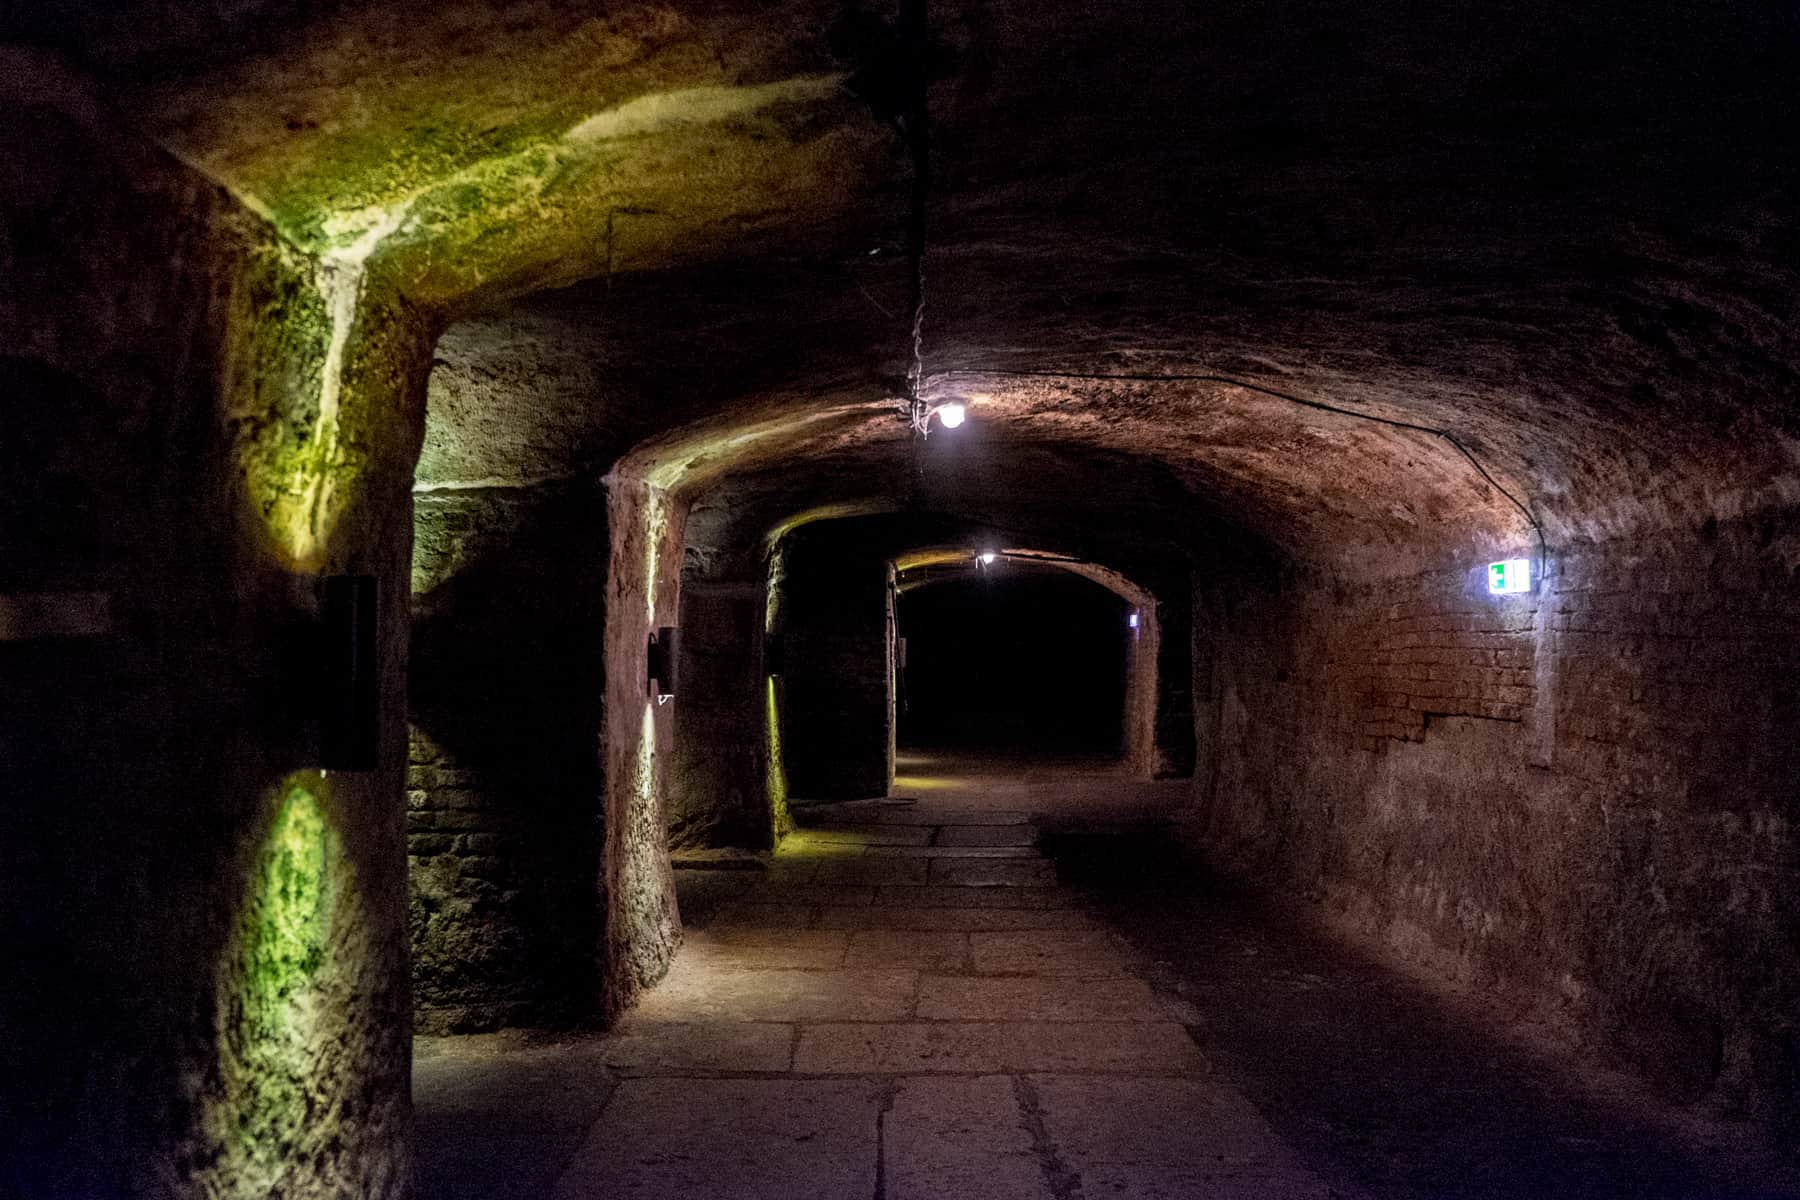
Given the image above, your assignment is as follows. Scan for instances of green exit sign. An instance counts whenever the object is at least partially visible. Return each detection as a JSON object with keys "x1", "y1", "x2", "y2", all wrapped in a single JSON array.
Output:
[{"x1": 1488, "y1": 559, "x2": 1532, "y2": 594}]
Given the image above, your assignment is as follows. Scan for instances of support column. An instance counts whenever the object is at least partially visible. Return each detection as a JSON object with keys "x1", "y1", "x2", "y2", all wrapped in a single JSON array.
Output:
[
  {"x1": 668, "y1": 580, "x2": 786, "y2": 849},
  {"x1": 0, "y1": 58, "x2": 423, "y2": 1196},
  {"x1": 781, "y1": 528, "x2": 895, "y2": 800},
  {"x1": 599, "y1": 475, "x2": 684, "y2": 1014}
]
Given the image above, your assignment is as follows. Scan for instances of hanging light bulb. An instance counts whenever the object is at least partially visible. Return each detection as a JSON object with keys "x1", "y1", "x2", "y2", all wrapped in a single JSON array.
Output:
[{"x1": 936, "y1": 402, "x2": 967, "y2": 429}]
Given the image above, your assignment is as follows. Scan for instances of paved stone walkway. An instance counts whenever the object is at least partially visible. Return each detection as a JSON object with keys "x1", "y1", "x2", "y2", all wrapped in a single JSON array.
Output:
[
  {"x1": 416, "y1": 757, "x2": 1800, "y2": 1199},
  {"x1": 564, "y1": 799, "x2": 1338, "y2": 1199},
  {"x1": 417, "y1": 790, "x2": 1345, "y2": 1199}
]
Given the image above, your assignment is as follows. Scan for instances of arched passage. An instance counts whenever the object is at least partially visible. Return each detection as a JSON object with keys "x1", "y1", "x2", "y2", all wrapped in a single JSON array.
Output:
[
  {"x1": 891, "y1": 547, "x2": 1164, "y2": 779},
  {"x1": 4, "y1": 4, "x2": 1799, "y2": 1196}
]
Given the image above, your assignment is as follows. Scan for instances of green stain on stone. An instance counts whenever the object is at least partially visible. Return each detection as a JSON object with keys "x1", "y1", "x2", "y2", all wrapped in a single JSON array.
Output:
[
  {"x1": 197, "y1": 777, "x2": 342, "y2": 1191},
  {"x1": 240, "y1": 783, "x2": 331, "y2": 1023}
]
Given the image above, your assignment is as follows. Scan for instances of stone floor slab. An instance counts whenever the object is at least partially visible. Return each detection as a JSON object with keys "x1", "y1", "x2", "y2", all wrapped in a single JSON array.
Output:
[
  {"x1": 867, "y1": 844, "x2": 1043, "y2": 858},
  {"x1": 969, "y1": 930, "x2": 1134, "y2": 976},
  {"x1": 930, "y1": 857, "x2": 1059, "y2": 886},
  {"x1": 876, "y1": 885, "x2": 1077, "y2": 909},
  {"x1": 817, "y1": 905, "x2": 1097, "y2": 932},
  {"x1": 635, "y1": 965, "x2": 919, "y2": 1023},
  {"x1": 1083, "y1": 1168, "x2": 1338, "y2": 1199},
  {"x1": 706, "y1": 901, "x2": 817, "y2": 930},
  {"x1": 793, "y1": 1021, "x2": 1208, "y2": 1075},
  {"x1": 844, "y1": 929, "x2": 971, "y2": 970},
  {"x1": 738, "y1": 882, "x2": 876, "y2": 907},
  {"x1": 1029, "y1": 1075, "x2": 1322, "y2": 1198},
  {"x1": 786, "y1": 825, "x2": 936, "y2": 846},
  {"x1": 936, "y1": 824, "x2": 1041, "y2": 847},
  {"x1": 680, "y1": 928, "x2": 847, "y2": 970},
  {"x1": 886, "y1": 1075, "x2": 1055, "y2": 1200},
  {"x1": 600, "y1": 1020, "x2": 794, "y2": 1072},
  {"x1": 806, "y1": 803, "x2": 1033, "y2": 827},
  {"x1": 813, "y1": 856, "x2": 932, "y2": 885},
  {"x1": 415, "y1": 1040, "x2": 618, "y2": 1200},
  {"x1": 918, "y1": 974, "x2": 1169, "y2": 1022},
  {"x1": 552, "y1": 1078, "x2": 881, "y2": 1199},
  {"x1": 760, "y1": 859, "x2": 820, "y2": 884}
]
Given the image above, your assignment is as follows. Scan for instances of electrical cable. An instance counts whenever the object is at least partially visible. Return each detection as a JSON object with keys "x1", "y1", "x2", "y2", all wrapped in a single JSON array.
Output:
[
  {"x1": 930, "y1": 367, "x2": 1549, "y2": 569},
  {"x1": 898, "y1": 0, "x2": 932, "y2": 442}
]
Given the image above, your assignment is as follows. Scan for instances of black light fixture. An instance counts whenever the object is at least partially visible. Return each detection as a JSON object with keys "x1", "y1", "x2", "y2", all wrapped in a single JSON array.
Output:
[
  {"x1": 647, "y1": 625, "x2": 679, "y2": 701},
  {"x1": 320, "y1": 574, "x2": 379, "y2": 770}
]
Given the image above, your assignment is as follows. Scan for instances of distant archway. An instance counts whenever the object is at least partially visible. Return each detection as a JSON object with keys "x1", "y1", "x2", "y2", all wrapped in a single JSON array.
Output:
[{"x1": 893, "y1": 548, "x2": 1162, "y2": 778}]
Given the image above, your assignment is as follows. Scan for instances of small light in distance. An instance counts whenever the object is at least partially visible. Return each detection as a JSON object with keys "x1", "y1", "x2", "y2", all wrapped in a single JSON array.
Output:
[
  {"x1": 936, "y1": 403, "x2": 967, "y2": 429},
  {"x1": 1128, "y1": 611, "x2": 1139, "y2": 629},
  {"x1": 978, "y1": 551, "x2": 997, "y2": 565}
]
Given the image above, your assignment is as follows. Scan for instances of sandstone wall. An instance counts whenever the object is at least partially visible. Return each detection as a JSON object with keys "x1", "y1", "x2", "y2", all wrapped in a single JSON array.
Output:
[
  {"x1": 1191, "y1": 517, "x2": 1800, "y2": 1133},
  {"x1": 1, "y1": 60, "x2": 421, "y2": 1197}
]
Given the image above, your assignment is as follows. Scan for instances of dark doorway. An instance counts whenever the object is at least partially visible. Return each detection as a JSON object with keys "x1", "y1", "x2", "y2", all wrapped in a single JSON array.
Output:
[{"x1": 896, "y1": 570, "x2": 1130, "y2": 757}]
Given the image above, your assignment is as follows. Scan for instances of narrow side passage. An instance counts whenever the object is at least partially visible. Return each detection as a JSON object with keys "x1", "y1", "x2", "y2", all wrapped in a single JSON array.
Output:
[{"x1": 414, "y1": 760, "x2": 1798, "y2": 1200}]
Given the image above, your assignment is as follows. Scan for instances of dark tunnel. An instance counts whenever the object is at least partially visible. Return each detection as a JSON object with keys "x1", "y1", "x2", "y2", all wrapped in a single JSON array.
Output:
[{"x1": 1, "y1": 1, "x2": 1798, "y2": 1197}]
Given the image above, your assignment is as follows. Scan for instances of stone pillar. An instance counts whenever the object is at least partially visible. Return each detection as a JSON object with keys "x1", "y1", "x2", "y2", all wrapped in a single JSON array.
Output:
[
  {"x1": 599, "y1": 475, "x2": 684, "y2": 1015},
  {"x1": 407, "y1": 480, "x2": 609, "y2": 1030},
  {"x1": 0, "y1": 60, "x2": 421, "y2": 1197},
  {"x1": 781, "y1": 528, "x2": 895, "y2": 800},
  {"x1": 667, "y1": 580, "x2": 785, "y2": 849},
  {"x1": 1121, "y1": 601, "x2": 1160, "y2": 778}
]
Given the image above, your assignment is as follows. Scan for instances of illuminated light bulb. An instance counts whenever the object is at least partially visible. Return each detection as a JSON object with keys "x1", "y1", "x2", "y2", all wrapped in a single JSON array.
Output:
[
  {"x1": 936, "y1": 403, "x2": 967, "y2": 429},
  {"x1": 1128, "y1": 612, "x2": 1139, "y2": 629},
  {"x1": 979, "y1": 551, "x2": 997, "y2": 565}
]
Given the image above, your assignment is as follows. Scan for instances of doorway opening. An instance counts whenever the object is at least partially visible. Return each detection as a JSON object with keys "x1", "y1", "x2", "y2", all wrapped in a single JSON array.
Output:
[{"x1": 896, "y1": 568, "x2": 1131, "y2": 765}]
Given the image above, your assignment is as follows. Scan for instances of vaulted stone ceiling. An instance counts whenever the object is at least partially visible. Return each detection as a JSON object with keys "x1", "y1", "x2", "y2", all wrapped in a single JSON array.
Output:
[{"x1": 25, "y1": 0, "x2": 1800, "y2": 576}]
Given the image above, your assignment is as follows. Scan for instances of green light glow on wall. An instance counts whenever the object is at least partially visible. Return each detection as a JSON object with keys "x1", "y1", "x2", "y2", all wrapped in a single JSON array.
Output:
[
  {"x1": 198, "y1": 775, "x2": 340, "y2": 1194},
  {"x1": 241, "y1": 782, "x2": 332, "y2": 1016},
  {"x1": 766, "y1": 676, "x2": 791, "y2": 836}
]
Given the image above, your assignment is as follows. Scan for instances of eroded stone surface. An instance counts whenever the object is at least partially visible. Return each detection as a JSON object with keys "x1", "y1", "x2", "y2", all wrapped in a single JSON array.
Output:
[
  {"x1": 930, "y1": 858, "x2": 1059, "y2": 887},
  {"x1": 793, "y1": 1021, "x2": 1208, "y2": 1075},
  {"x1": 634, "y1": 964, "x2": 918, "y2": 1024},
  {"x1": 818, "y1": 905, "x2": 1097, "y2": 932},
  {"x1": 599, "y1": 1020, "x2": 794, "y2": 1073},
  {"x1": 968, "y1": 930, "x2": 1137, "y2": 976},
  {"x1": 845, "y1": 929, "x2": 972, "y2": 970},
  {"x1": 918, "y1": 975, "x2": 1169, "y2": 1023},
  {"x1": 886, "y1": 1076, "x2": 1054, "y2": 1200},
  {"x1": 552, "y1": 1078, "x2": 883, "y2": 1200},
  {"x1": 875, "y1": 885, "x2": 1078, "y2": 909},
  {"x1": 937, "y1": 825, "x2": 1041, "y2": 848},
  {"x1": 1030, "y1": 1075, "x2": 1334, "y2": 1199}
]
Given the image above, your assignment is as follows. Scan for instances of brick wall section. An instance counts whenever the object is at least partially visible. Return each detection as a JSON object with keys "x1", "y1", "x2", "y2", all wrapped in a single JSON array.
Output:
[
  {"x1": 1193, "y1": 518, "x2": 1800, "y2": 1135},
  {"x1": 1348, "y1": 575, "x2": 1539, "y2": 751},
  {"x1": 407, "y1": 483, "x2": 608, "y2": 1032}
]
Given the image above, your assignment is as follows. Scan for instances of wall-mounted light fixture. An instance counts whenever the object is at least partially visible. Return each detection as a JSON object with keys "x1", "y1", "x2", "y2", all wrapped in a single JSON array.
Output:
[
  {"x1": 647, "y1": 625, "x2": 679, "y2": 703},
  {"x1": 977, "y1": 550, "x2": 997, "y2": 566},
  {"x1": 935, "y1": 402, "x2": 967, "y2": 430},
  {"x1": 321, "y1": 574, "x2": 379, "y2": 770},
  {"x1": 1487, "y1": 559, "x2": 1533, "y2": 595},
  {"x1": 1128, "y1": 611, "x2": 1139, "y2": 629}
]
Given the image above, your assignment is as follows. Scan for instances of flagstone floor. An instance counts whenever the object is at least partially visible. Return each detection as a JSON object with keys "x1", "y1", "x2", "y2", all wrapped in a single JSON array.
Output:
[{"x1": 414, "y1": 754, "x2": 1799, "y2": 1200}]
